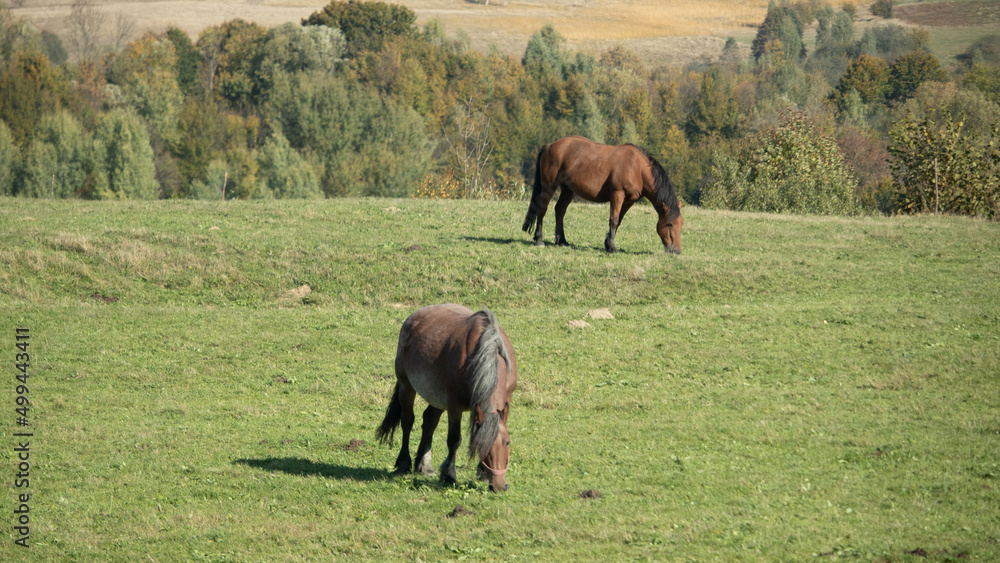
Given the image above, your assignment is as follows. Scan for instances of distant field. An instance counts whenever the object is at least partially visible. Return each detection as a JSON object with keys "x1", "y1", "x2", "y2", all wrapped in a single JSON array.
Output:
[
  {"x1": 9, "y1": 0, "x2": 998, "y2": 68},
  {"x1": 12, "y1": 0, "x2": 861, "y2": 66},
  {"x1": 1, "y1": 197, "x2": 999, "y2": 560}
]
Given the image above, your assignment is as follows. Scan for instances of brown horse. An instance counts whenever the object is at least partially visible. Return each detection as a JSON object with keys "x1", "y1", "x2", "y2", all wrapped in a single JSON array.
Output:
[
  {"x1": 522, "y1": 135, "x2": 683, "y2": 253},
  {"x1": 376, "y1": 304, "x2": 517, "y2": 492}
]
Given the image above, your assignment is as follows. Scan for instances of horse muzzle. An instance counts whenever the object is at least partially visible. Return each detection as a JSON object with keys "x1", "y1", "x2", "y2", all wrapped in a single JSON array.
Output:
[{"x1": 664, "y1": 245, "x2": 681, "y2": 255}]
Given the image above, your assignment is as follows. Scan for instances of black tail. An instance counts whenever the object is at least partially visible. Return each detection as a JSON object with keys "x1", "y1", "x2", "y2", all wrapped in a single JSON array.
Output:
[
  {"x1": 375, "y1": 382, "x2": 402, "y2": 445},
  {"x1": 522, "y1": 148, "x2": 545, "y2": 232}
]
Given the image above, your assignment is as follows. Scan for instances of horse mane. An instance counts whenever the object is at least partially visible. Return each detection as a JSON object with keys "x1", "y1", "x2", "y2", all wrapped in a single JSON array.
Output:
[
  {"x1": 627, "y1": 144, "x2": 680, "y2": 215},
  {"x1": 465, "y1": 307, "x2": 510, "y2": 460}
]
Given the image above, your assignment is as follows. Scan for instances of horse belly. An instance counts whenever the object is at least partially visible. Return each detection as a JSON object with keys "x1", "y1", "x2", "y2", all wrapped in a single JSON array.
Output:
[{"x1": 405, "y1": 363, "x2": 451, "y2": 410}]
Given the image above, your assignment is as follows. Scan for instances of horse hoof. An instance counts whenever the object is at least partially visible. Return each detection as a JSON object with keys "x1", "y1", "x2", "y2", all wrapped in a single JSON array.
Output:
[{"x1": 534, "y1": 240, "x2": 545, "y2": 247}]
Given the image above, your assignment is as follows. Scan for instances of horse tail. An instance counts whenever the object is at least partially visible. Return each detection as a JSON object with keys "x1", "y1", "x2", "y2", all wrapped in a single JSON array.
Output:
[
  {"x1": 466, "y1": 307, "x2": 510, "y2": 459},
  {"x1": 375, "y1": 382, "x2": 403, "y2": 445},
  {"x1": 522, "y1": 147, "x2": 545, "y2": 232}
]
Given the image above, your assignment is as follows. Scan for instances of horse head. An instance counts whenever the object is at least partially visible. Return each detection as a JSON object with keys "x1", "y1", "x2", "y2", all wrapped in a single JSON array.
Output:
[
  {"x1": 473, "y1": 404, "x2": 510, "y2": 492},
  {"x1": 657, "y1": 200, "x2": 683, "y2": 254}
]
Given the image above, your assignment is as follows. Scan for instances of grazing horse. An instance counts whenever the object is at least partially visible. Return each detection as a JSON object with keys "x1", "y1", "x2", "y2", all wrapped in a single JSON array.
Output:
[
  {"x1": 522, "y1": 135, "x2": 683, "y2": 253},
  {"x1": 376, "y1": 304, "x2": 517, "y2": 492}
]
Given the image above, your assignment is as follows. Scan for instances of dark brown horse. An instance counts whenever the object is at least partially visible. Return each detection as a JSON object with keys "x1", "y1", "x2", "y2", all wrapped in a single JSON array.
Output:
[
  {"x1": 376, "y1": 304, "x2": 517, "y2": 492},
  {"x1": 522, "y1": 135, "x2": 683, "y2": 253}
]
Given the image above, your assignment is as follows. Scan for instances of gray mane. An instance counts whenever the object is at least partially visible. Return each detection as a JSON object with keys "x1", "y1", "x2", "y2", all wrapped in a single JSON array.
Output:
[{"x1": 465, "y1": 307, "x2": 509, "y2": 459}]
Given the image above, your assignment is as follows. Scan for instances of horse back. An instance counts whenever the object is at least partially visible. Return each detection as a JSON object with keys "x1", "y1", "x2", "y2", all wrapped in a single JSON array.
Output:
[
  {"x1": 396, "y1": 304, "x2": 490, "y2": 410},
  {"x1": 541, "y1": 136, "x2": 647, "y2": 202}
]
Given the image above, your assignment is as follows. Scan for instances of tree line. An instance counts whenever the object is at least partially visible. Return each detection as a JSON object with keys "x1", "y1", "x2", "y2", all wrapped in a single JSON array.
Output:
[{"x1": 1, "y1": 0, "x2": 998, "y2": 218}]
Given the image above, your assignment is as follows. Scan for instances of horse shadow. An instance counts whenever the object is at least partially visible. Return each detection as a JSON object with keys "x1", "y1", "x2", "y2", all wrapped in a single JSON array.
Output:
[
  {"x1": 461, "y1": 236, "x2": 535, "y2": 247},
  {"x1": 234, "y1": 457, "x2": 391, "y2": 482},
  {"x1": 462, "y1": 235, "x2": 656, "y2": 255}
]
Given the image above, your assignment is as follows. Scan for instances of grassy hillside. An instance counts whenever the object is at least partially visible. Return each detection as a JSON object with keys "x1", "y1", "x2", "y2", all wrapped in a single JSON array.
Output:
[{"x1": 1, "y1": 197, "x2": 999, "y2": 560}]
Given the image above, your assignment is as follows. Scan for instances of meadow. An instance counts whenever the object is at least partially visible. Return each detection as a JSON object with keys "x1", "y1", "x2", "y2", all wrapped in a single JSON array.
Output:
[{"x1": 1, "y1": 196, "x2": 999, "y2": 560}]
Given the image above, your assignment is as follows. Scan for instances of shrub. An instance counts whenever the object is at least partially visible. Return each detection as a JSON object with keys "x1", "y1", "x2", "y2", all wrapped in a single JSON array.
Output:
[
  {"x1": 888, "y1": 111, "x2": 1000, "y2": 218},
  {"x1": 703, "y1": 111, "x2": 859, "y2": 215},
  {"x1": 871, "y1": 0, "x2": 893, "y2": 20},
  {"x1": 887, "y1": 50, "x2": 947, "y2": 102}
]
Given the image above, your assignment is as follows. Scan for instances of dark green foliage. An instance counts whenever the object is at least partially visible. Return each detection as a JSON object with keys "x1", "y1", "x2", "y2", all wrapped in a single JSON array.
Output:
[
  {"x1": 16, "y1": 110, "x2": 88, "y2": 198},
  {"x1": 853, "y1": 25, "x2": 916, "y2": 63},
  {"x1": 264, "y1": 72, "x2": 430, "y2": 197},
  {"x1": 0, "y1": 120, "x2": 15, "y2": 196},
  {"x1": 166, "y1": 27, "x2": 200, "y2": 96},
  {"x1": 704, "y1": 111, "x2": 859, "y2": 215},
  {"x1": 523, "y1": 24, "x2": 569, "y2": 81},
  {"x1": 196, "y1": 19, "x2": 269, "y2": 110},
  {"x1": 752, "y1": 4, "x2": 806, "y2": 62},
  {"x1": 963, "y1": 62, "x2": 1000, "y2": 105},
  {"x1": 0, "y1": 50, "x2": 66, "y2": 147},
  {"x1": 889, "y1": 111, "x2": 1000, "y2": 218},
  {"x1": 887, "y1": 50, "x2": 946, "y2": 102},
  {"x1": 91, "y1": 109, "x2": 160, "y2": 200},
  {"x1": 831, "y1": 54, "x2": 889, "y2": 111},
  {"x1": 40, "y1": 30, "x2": 67, "y2": 65},
  {"x1": 303, "y1": 0, "x2": 416, "y2": 57},
  {"x1": 686, "y1": 66, "x2": 738, "y2": 141},
  {"x1": 256, "y1": 132, "x2": 321, "y2": 198},
  {"x1": 870, "y1": 0, "x2": 893, "y2": 20},
  {"x1": 957, "y1": 34, "x2": 1000, "y2": 105}
]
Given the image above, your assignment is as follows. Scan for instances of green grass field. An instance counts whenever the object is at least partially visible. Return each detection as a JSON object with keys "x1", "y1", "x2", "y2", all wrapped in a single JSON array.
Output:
[{"x1": 2, "y1": 197, "x2": 999, "y2": 560}]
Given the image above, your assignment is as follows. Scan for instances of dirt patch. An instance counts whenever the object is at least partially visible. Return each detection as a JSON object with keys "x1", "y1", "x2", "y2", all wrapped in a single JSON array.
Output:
[
  {"x1": 343, "y1": 439, "x2": 367, "y2": 452},
  {"x1": 447, "y1": 504, "x2": 475, "y2": 518},
  {"x1": 565, "y1": 319, "x2": 591, "y2": 329},
  {"x1": 579, "y1": 489, "x2": 602, "y2": 499},
  {"x1": 895, "y1": 1, "x2": 1000, "y2": 28},
  {"x1": 90, "y1": 292, "x2": 119, "y2": 303},
  {"x1": 587, "y1": 308, "x2": 614, "y2": 320},
  {"x1": 286, "y1": 284, "x2": 311, "y2": 299}
]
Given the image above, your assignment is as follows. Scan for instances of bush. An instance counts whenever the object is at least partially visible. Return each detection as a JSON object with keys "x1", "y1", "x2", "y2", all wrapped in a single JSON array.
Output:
[
  {"x1": 703, "y1": 111, "x2": 859, "y2": 215},
  {"x1": 889, "y1": 110, "x2": 1000, "y2": 218},
  {"x1": 871, "y1": 0, "x2": 893, "y2": 19}
]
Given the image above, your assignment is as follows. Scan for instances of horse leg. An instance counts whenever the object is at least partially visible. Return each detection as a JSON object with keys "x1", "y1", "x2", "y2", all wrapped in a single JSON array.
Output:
[
  {"x1": 413, "y1": 405, "x2": 443, "y2": 475},
  {"x1": 605, "y1": 197, "x2": 635, "y2": 253},
  {"x1": 553, "y1": 187, "x2": 574, "y2": 247},
  {"x1": 532, "y1": 185, "x2": 558, "y2": 247},
  {"x1": 605, "y1": 192, "x2": 625, "y2": 252},
  {"x1": 393, "y1": 382, "x2": 417, "y2": 474},
  {"x1": 439, "y1": 407, "x2": 463, "y2": 485}
]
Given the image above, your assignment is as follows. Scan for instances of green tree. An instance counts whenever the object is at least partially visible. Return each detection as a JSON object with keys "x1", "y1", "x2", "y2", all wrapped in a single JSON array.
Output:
[
  {"x1": 686, "y1": 66, "x2": 738, "y2": 141},
  {"x1": 91, "y1": 109, "x2": 159, "y2": 199},
  {"x1": 259, "y1": 22, "x2": 344, "y2": 83},
  {"x1": 264, "y1": 72, "x2": 430, "y2": 196},
  {"x1": 0, "y1": 50, "x2": 66, "y2": 146},
  {"x1": 256, "y1": 131, "x2": 320, "y2": 198},
  {"x1": 107, "y1": 32, "x2": 183, "y2": 145},
  {"x1": 963, "y1": 62, "x2": 1000, "y2": 105},
  {"x1": 889, "y1": 110, "x2": 1000, "y2": 218},
  {"x1": 166, "y1": 27, "x2": 200, "y2": 96},
  {"x1": 17, "y1": 110, "x2": 88, "y2": 198},
  {"x1": 887, "y1": 49, "x2": 946, "y2": 102},
  {"x1": 752, "y1": 4, "x2": 806, "y2": 62},
  {"x1": 198, "y1": 19, "x2": 268, "y2": 109},
  {"x1": 522, "y1": 24, "x2": 569, "y2": 81},
  {"x1": 303, "y1": 0, "x2": 416, "y2": 57},
  {"x1": 0, "y1": 120, "x2": 17, "y2": 195},
  {"x1": 703, "y1": 111, "x2": 859, "y2": 215},
  {"x1": 830, "y1": 54, "x2": 889, "y2": 111},
  {"x1": 871, "y1": 0, "x2": 893, "y2": 19}
]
